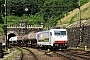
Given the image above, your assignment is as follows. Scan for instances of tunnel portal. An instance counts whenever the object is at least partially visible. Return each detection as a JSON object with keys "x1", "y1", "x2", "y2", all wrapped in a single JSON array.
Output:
[{"x1": 8, "y1": 33, "x2": 16, "y2": 44}]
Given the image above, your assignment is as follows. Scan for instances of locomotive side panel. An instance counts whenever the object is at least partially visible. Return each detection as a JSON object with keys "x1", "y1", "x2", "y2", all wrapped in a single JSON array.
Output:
[{"x1": 36, "y1": 31, "x2": 50, "y2": 46}]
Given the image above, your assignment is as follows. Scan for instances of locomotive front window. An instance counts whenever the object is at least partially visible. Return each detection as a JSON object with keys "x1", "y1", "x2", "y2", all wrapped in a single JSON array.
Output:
[
  {"x1": 54, "y1": 31, "x2": 66, "y2": 36},
  {"x1": 61, "y1": 31, "x2": 66, "y2": 35},
  {"x1": 54, "y1": 31, "x2": 60, "y2": 36}
]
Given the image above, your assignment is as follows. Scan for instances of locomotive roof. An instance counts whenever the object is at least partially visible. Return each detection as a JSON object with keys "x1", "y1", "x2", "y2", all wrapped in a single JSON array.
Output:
[{"x1": 38, "y1": 29, "x2": 66, "y2": 33}]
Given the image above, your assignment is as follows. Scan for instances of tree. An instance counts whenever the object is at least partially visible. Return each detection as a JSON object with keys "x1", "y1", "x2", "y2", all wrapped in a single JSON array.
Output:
[
  {"x1": 38, "y1": 0, "x2": 79, "y2": 28},
  {"x1": 0, "y1": 0, "x2": 4, "y2": 24},
  {"x1": 0, "y1": 14, "x2": 4, "y2": 24},
  {"x1": 7, "y1": 0, "x2": 39, "y2": 16}
]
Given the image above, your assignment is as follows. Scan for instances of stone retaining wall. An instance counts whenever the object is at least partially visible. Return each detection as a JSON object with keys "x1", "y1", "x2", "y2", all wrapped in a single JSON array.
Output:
[{"x1": 67, "y1": 19, "x2": 90, "y2": 48}]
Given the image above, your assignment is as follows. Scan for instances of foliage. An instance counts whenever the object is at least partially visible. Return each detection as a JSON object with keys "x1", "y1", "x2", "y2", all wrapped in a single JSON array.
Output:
[
  {"x1": 37, "y1": 0, "x2": 79, "y2": 27},
  {"x1": 0, "y1": 0, "x2": 89, "y2": 29},
  {"x1": 7, "y1": 0, "x2": 39, "y2": 16},
  {"x1": 69, "y1": 14, "x2": 77, "y2": 25},
  {"x1": 0, "y1": 24, "x2": 4, "y2": 33},
  {"x1": 0, "y1": 0, "x2": 4, "y2": 24},
  {"x1": 7, "y1": 15, "x2": 43, "y2": 25},
  {"x1": 80, "y1": 0, "x2": 90, "y2": 6},
  {"x1": 58, "y1": 1, "x2": 90, "y2": 26},
  {"x1": 0, "y1": 0, "x2": 4, "y2": 33},
  {"x1": 0, "y1": 14, "x2": 4, "y2": 24}
]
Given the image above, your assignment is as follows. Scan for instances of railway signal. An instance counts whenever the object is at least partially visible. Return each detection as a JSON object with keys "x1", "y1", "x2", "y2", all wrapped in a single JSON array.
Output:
[{"x1": 78, "y1": 0, "x2": 83, "y2": 46}]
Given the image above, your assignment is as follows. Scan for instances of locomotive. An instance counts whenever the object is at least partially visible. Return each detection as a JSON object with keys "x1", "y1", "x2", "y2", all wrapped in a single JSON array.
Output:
[
  {"x1": 9, "y1": 29, "x2": 68, "y2": 49},
  {"x1": 36, "y1": 29, "x2": 68, "y2": 49}
]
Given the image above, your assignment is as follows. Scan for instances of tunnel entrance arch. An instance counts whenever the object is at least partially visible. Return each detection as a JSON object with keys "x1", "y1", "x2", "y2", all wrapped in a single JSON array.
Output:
[
  {"x1": 8, "y1": 33, "x2": 16, "y2": 40},
  {"x1": 7, "y1": 31, "x2": 18, "y2": 44}
]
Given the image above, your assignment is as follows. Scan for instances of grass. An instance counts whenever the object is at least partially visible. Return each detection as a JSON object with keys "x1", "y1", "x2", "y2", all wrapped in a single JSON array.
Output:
[
  {"x1": 4, "y1": 47, "x2": 30, "y2": 60},
  {"x1": 57, "y1": 1, "x2": 90, "y2": 26},
  {"x1": 19, "y1": 47, "x2": 29, "y2": 54},
  {"x1": 4, "y1": 48, "x2": 20, "y2": 60},
  {"x1": 4, "y1": 51, "x2": 20, "y2": 60},
  {"x1": 68, "y1": 14, "x2": 77, "y2": 25}
]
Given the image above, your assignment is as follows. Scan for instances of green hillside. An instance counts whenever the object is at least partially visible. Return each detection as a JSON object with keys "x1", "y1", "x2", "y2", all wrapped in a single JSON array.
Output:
[
  {"x1": 57, "y1": 1, "x2": 90, "y2": 26},
  {"x1": 0, "y1": 0, "x2": 90, "y2": 30}
]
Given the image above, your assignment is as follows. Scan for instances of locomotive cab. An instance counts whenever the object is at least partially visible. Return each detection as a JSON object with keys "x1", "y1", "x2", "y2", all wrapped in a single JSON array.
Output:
[{"x1": 51, "y1": 29, "x2": 68, "y2": 49}]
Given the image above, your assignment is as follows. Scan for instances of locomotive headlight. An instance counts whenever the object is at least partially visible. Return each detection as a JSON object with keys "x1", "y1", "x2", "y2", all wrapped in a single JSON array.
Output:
[{"x1": 65, "y1": 44, "x2": 67, "y2": 46}]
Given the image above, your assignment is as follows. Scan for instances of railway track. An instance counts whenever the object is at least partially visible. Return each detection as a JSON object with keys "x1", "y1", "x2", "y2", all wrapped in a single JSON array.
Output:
[
  {"x1": 13, "y1": 47, "x2": 90, "y2": 60},
  {"x1": 14, "y1": 47, "x2": 23, "y2": 60},
  {"x1": 52, "y1": 49, "x2": 90, "y2": 60},
  {"x1": 26, "y1": 48, "x2": 90, "y2": 60},
  {"x1": 23, "y1": 47, "x2": 38, "y2": 60},
  {"x1": 14, "y1": 47, "x2": 38, "y2": 60}
]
